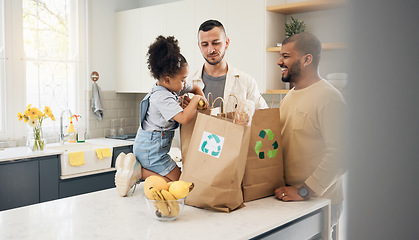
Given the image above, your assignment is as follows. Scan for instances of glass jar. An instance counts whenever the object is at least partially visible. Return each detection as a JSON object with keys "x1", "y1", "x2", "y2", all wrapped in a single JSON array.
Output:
[{"x1": 27, "y1": 125, "x2": 45, "y2": 152}]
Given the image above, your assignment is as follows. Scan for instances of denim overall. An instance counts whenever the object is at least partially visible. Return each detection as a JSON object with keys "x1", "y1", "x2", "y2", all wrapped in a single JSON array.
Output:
[{"x1": 133, "y1": 86, "x2": 177, "y2": 176}]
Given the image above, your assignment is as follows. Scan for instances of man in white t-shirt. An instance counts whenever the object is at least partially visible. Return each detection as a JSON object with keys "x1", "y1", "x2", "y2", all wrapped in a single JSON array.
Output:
[{"x1": 186, "y1": 19, "x2": 268, "y2": 111}]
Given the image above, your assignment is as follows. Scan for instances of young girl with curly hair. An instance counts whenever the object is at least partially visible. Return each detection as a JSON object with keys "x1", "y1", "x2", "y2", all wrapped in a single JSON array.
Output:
[{"x1": 115, "y1": 35, "x2": 207, "y2": 197}]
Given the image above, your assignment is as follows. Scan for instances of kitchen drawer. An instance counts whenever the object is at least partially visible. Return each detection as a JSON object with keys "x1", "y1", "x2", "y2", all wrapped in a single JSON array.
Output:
[
  {"x1": 253, "y1": 209, "x2": 324, "y2": 240},
  {"x1": 59, "y1": 170, "x2": 116, "y2": 198},
  {"x1": 0, "y1": 159, "x2": 39, "y2": 211}
]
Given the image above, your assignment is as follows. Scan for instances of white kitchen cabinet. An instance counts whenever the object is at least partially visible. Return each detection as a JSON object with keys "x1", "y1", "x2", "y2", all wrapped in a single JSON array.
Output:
[
  {"x1": 115, "y1": 1, "x2": 195, "y2": 92},
  {"x1": 139, "y1": 4, "x2": 167, "y2": 92},
  {"x1": 115, "y1": 4, "x2": 167, "y2": 93},
  {"x1": 166, "y1": 0, "x2": 196, "y2": 74},
  {"x1": 115, "y1": 9, "x2": 141, "y2": 92}
]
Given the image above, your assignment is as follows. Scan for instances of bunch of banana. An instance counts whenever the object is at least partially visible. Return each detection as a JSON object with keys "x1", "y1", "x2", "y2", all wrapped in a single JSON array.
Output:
[{"x1": 148, "y1": 187, "x2": 180, "y2": 217}]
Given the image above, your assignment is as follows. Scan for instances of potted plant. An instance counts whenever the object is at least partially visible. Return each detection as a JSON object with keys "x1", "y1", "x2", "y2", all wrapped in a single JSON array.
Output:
[{"x1": 285, "y1": 16, "x2": 307, "y2": 37}]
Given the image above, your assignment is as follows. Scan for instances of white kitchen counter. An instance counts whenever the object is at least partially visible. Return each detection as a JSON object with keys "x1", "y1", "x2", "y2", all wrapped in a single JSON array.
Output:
[
  {"x1": 0, "y1": 184, "x2": 330, "y2": 240},
  {"x1": 0, "y1": 138, "x2": 133, "y2": 163}
]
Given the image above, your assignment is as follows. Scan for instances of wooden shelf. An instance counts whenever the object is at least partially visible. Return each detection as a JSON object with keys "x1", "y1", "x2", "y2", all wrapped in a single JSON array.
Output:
[
  {"x1": 265, "y1": 89, "x2": 290, "y2": 94},
  {"x1": 266, "y1": 42, "x2": 347, "y2": 52},
  {"x1": 266, "y1": 0, "x2": 345, "y2": 15}
]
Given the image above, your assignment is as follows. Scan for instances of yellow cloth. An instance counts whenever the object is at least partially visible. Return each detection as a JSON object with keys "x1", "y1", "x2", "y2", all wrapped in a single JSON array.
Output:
[
  {"x1": 68, "y1": 151, "x2": 85, "y2": 166},
  {"x1": 95, "y1": 148, "x2": 112, "y2": 161}
]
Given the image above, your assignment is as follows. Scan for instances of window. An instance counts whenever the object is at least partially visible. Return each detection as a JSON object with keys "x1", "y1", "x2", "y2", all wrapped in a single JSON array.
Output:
[
  {"x1": 1, "y1": 0, "x2": 86, "y2": 141},
  {"x1": 23, "y1": 0, "x2": 81, "y2": 136},
  {"x1": 0, "y1": 0, "x2": 6, "y2": 135}
]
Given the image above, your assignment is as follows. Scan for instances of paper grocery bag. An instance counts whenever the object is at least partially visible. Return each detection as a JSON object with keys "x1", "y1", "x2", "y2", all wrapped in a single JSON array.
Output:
[
  {"x1": 180, "y1": 97, "x2": 220, "y2": 165},
  {"x1": 180, "y1": 112, "x2": 250, "y2": 212},
  {"x1": 180, "y1": 92, "x2": 223, "y2": 165},
  {"x1": 242, "y1": 108, "x2": 286, "y2": 202},
  {"x1": 180, "y1": 109, "x2": 211, "y2": 165}
]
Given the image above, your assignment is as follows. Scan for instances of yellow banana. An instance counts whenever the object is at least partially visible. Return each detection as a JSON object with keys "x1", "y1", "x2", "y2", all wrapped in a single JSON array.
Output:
[
  {"x1": 161, "y1": 189, "x2": 180, "y2": 217},
  {"x1": 149, "y1": 187, "x2": 170, "y2": 217}
]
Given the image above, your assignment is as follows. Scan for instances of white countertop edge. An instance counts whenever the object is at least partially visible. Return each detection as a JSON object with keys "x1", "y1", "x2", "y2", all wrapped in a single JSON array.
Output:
[
  {"x1": 60, "y1": 167, "x2": 116, "y2": 180},
  {"x1": 0, "y1": 138, "x2": 133, "y2": 163},
  {"x1": 0, "y1": 186, "x2": 330, "y2": 240}
]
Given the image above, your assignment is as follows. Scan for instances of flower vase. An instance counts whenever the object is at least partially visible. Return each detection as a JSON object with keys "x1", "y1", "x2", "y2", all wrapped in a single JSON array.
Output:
[{"x1": 27, "y1": 126, "x2": 46, "y2": 152}]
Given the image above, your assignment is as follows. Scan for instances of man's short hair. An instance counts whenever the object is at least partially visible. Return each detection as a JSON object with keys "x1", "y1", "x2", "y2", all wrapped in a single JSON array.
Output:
[
  {"x1": 198, "y1": 19, "x2": 226, "y2": 36},
  {"x1": 283, "y1": 32, "x2": 322, "y2": 67}
]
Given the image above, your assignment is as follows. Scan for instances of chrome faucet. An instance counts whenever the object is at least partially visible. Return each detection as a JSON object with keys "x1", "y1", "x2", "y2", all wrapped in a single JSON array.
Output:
[{"x1": 60, "y1": 109, "x2": 73, "y2": 144}]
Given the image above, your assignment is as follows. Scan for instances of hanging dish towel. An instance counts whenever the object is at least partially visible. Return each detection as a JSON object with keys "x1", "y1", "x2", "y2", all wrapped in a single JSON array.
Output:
[
  {"x1": 95, "y1": 148, "x2": 112, "y2": 161},
  {"x1": 91, "y1": 82, "x2": 104, "y2": 121}
]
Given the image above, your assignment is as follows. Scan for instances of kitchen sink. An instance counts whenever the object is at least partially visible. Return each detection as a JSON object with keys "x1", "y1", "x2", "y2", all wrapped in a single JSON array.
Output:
[{"x1": 47, "y1": 142, "x2": 113, "y2": 177}]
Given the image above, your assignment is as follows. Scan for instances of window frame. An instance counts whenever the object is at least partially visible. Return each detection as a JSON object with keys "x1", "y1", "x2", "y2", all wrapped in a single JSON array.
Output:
[{"x1": 0, "y1": 0, "x2": 87, "y2": 143}]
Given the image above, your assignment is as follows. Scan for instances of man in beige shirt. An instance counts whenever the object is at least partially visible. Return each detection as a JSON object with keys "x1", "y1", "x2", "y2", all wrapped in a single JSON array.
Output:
[{"x1": 274, "y1": 32, "x2": 346, "y2": 235}]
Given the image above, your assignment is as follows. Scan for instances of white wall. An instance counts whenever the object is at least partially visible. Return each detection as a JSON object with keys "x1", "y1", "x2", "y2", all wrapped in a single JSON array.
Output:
[
  {"x1": 137, "y1": 0, "x2": 181, "y2": 7},
  {"x1": 290, "y1": 8, "x2": 349, "y2": 78},
  {"x1": 88, "y1": 0, "x2": 138, "y2": 91},
  {"x1": 91, "y1": 0, "x2": 348, "y2": 91}
]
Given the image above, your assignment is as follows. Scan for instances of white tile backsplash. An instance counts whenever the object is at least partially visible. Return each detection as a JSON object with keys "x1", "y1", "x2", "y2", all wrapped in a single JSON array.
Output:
[{"x1": 87, "y1": 91, "x2": 145, "y2": 139}]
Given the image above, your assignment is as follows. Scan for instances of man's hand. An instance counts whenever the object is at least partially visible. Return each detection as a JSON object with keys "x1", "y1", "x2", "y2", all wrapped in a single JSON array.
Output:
[{"x1": 275, "y1": 186, "x2": 305, "y2": 202}]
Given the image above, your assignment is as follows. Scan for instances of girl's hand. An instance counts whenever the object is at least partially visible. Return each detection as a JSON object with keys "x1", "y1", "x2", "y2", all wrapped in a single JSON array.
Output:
[{"x1": 180, "y1": 95, "x2": 191, "y2": 109}]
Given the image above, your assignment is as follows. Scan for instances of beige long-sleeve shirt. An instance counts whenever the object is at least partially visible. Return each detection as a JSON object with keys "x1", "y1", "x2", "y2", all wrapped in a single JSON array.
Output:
[{"x1": 280, "y1": 79, "x2": 346, "y2": 204}]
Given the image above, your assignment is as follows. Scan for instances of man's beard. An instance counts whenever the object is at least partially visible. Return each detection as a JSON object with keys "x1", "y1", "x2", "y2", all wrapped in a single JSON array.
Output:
[
  {"x1": 204, "y1": 50, "x2": 225, "y2": 66},
  {"x1": 281, "y1": 60, "x2": 301, "y2": 83}
]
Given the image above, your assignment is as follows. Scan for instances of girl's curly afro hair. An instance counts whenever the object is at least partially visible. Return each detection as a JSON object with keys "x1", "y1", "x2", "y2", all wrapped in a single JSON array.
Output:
[{"x1": 147, "y1": 35, "x2": 187, "y2": 80}]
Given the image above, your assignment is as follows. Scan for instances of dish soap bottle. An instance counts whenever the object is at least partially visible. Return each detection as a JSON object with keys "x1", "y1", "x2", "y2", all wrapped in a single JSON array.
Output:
[
  {"x1": 67, "y1": 116, "x2": 77, "y2": 143},
  {"x1": 76, "y1": 115, "x2": 86, "y2": 143}
]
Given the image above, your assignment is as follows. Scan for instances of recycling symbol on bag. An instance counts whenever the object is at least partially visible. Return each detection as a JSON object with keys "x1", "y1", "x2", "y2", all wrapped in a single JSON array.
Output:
[
  {"x1": 200, "y1": 133, "x2": 223, "y2": 157},
  {"x1": 254, "y1": 129, "x2": 278, "y2": 159}
]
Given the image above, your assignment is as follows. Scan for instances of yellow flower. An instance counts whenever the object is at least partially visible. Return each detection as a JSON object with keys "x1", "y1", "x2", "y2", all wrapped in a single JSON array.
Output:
[
  {"x1": 24, "y1": 108, "x2": 31, "y2": 117},
  {"x1": 17, "y1": 112, "x2": 24, "y2": 121},
  {"x1": 30, "y1": 107, "x2": 39, "y2": 116},
  {"x1": 29, "y1": 114, "x2": 38, "y2": 120},
  {"x1": 18, "y1": 104, "x2": 55, "y2": 125},
  {"x1": 27, "y1": 107, "x2": 40, "y2": 120},
  {"x1": 44, "y1": 106, "x2": 51, "y2": 115}
]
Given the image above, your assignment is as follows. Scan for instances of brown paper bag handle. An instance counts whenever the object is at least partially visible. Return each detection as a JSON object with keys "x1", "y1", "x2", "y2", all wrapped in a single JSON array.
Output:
[
  {"x1": 255, "y1": 95, "x2": 269, "y2": 109},
  {"x1": 270, "y1": 94, "x2": 276, "y2": 108},
  {"x1": 212, "y1": 96, "x2": 225, "y2": 111},
  {"x1": 207, "y1": 92, "x2": 213, "y2": 109},
  {"x1": 226, "y1": 94, "x2": 238, "y2": 108},
  {"x1": 225, "y1": 94, "x2": 239, "y2": 121}
]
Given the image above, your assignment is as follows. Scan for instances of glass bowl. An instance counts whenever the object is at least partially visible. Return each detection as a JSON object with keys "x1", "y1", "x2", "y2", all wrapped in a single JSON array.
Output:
[{"x1": 145, "y1": 196, "x2": 185, "y2": 221}]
